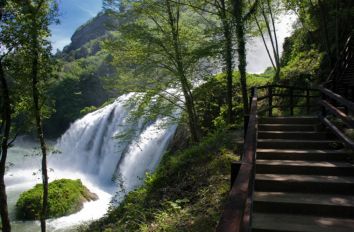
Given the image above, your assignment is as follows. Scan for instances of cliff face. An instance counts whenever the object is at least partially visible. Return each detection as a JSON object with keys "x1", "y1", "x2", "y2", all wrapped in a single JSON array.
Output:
[
  {"x1": 63, "y1": 11, "x2": 117, "y2": 54},
  {"x1": 45, "y1": 11, "x2": 119, "y2": 137}
]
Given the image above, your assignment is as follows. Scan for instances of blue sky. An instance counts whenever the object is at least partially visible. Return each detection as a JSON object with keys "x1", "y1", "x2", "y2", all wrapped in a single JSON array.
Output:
[{"x1": 50, "y1": 0, "x2": 103, "y2": 51}]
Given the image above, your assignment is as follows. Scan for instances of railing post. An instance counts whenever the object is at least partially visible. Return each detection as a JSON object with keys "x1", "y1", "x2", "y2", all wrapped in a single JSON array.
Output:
[
  {"x1": 344, "y1": 86, "x2": 349, "y2": 114},
  {"x1": 245, "y1": 87, "x2": 256, "y2": 136},
  {"x1": 244, "y1": 115, "x2": 249, "y2": 138},
  {"x1": 321, "y1": 92, "x2": 327, "y2": 118},
  {"x1": 306, "y1": 89, "x2": 310, "y2": 115},
  {"x1": 268, "y1": 86, "x2": 272, "y2": 117},
  {"x1": 290, "y1": 87, "x2": 294, "y2": 116},
  {"x1": 230, "y1": 161, "x2": 241, "y2": 189}
]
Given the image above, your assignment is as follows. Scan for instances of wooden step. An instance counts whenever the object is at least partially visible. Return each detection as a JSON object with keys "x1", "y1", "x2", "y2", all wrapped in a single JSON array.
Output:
[
  {"x1": 256, "y1": 160, "x2": 354, "y2": 176},
  {"x1": 255, "y1": 174, "x2": 354, "y2": 194},
  {"x1": 254, "y1": 192, "x2": 354, "y2": 218},
  {"x1": 258, "y1": 124, "x2": 317, "y2": 131},
  {"x1": 259, "y1": 117, "x2": 319, "y2": 125},
  {"x1": 256, "y1": 149, "x2": 348, "y2": 161},
  {"x1": 252, "y1": 213, "x2": 354, "y2": 232},
  {"x1": 258, "y1": 131, "x2": 332, "y2": 140},
  {"x1": 257, "y1": 139, "x2": 342, "y2": 149}
]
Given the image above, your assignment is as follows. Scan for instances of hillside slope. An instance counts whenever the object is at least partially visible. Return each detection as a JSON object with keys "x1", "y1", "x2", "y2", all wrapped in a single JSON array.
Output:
[{"x1": 45, "y1": 11, "x2": 119, "y2": 137}]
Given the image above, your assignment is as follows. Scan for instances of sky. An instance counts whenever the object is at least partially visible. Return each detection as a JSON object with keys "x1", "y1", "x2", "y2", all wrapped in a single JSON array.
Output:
[{"x1": 50, "y1": 0, "x2": 103, "y2": 51}]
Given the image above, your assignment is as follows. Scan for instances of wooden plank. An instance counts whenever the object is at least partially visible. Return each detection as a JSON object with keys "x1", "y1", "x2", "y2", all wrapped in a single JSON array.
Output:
[
  {"x1": 320, "y1": 116, "x2": 354, "y2": 150},
  {"x1": 216, "y1": 164, "x2": 253, "y2": 232},
  {"x1": 320, "y1": 100, "x2": 354, "y2": 127},
  {"x1": 320, "y1": 86, "x2": 354, "y2": 111}
]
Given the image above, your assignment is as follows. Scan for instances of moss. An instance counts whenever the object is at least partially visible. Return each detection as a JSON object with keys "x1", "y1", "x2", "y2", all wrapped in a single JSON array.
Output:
[
  {"x1": 83, "y1": 130, "x2": 240, "y2": 232},
  {"x1": 16, "y1": 179, "x2": 98, "y2": 220}
]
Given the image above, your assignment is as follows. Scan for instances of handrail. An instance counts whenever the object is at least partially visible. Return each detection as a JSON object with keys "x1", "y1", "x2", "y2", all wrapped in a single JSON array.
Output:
[
  {"x1": 319, "y1": 86, "x2": 354, "y2": 112},
  {"x1": 256, "y1": 85, "x2": 319, "y2": 116},
  {"x1": 257, "y1": 84, "x2": 318, "y2": 92},
  {"x1": 319, "y1": 86, "x2": 354, "y2": 150},
  {"x1": 216, "y1": 87, "x2": 258, "y2": 232}
]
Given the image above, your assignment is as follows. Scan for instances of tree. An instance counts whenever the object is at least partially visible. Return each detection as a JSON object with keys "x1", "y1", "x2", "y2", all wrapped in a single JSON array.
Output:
[
  {"x1": 232, "y1": 0, "x2": 258, "y2": 115},
  {"x1": 180, "y1": 0, "x2": 235, "y2": 123},
  {"x1": 283, "y1": 0, "x2": 354, "y2": 69},
  {"x1": 251, "y1": 0, "x2": 281, "y2": 81},
  {"x1": 0, "y1": 48, "x2": 12, "y2": 232},
  {"x1": 0, "y1": 1, "x2": 17, "y2": 230},
  {"x1": 104, "y1": 0, "x2": 217, "y2": 142},
  {"x1": 9, "y1": 1, "x2": 58, "y2": 231}
]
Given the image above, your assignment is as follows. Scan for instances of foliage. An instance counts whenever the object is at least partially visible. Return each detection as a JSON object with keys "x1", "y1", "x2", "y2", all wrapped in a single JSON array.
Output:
[
  {"x1": 281, "y1": 49, "x2": 323, "y2": 86},
  {"x1": 45, "y1": 50, "x2": 116, "y2": 137},
  {"x1": 282, "y1": 0, "x2": 354, "y2": 74},
  {"x1": 82, "y1": 130, "x2": 240, "y2": 231},
  {"x1": 194, "y1": 71, "x2": 271, "y2": 133},
  {"x1": 16, "y1": 179, "x2": 97, "y2": 220}
]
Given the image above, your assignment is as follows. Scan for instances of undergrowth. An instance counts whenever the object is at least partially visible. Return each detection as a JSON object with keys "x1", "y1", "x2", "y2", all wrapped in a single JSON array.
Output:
[{"x1": 83, "y1": 129, "x2": 240, "y2": 232}]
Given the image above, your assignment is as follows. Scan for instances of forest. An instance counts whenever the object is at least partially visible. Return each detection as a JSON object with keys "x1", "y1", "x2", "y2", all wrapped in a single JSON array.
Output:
[{"x1": 0, "y1": 0, "x2": 354, "y2": 231}]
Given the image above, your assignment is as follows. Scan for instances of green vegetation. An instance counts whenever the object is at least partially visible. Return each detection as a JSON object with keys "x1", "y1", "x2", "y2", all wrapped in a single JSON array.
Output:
[
  {"x1": 194, "y1": 72, "x2": 271, "y2": 133},
  {"x1": 83, "y1": 130, "x2": 240, "y2": 232},
  {"x1": 16, "y1": 179, "x2": 97, "y2": 220}
]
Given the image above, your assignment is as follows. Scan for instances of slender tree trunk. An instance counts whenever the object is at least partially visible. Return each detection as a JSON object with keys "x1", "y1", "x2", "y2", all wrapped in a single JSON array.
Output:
[
  {"x1": 233, "y1": 0, "x2": 249, "y2": 114},
  {"x1": 0, "y1": 60, "x2": 12, "y2": 232},
  {"x1": 31, "y1": 27, "x2": 48, "y2": 232},
  {"x1": 253, "y1": 13, "x2": 276, "y2": 69},
  {"x1": 220, "y1": 0, "x2": 234, "y2": 124},
  {"x1": 266, "y1": 0, "x2": 280, "y2": 81},
  {"x1": 165, "y1": 0, "x2": 200, "y2": 142},
  {"x1": 261, "y1": 4, "x2": 280, "y2": 81}
]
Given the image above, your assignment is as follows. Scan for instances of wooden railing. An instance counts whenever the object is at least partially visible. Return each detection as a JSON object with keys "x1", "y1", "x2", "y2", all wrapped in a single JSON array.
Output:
[
  {"x1": 216, "y1": 87, "x2": 258, "y2": 232},
  {"x1": 256, "y1": 85, "x2": 319, "y2": 116},
  {"x1": 319, "y1": 85, "x2": 354, "y2": 150}
]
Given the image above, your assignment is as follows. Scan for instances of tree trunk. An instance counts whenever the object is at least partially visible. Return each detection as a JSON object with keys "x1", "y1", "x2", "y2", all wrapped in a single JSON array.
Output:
[
  {"x1": 233, "y1": 0, "x2": 249, "y2": 114},
  {"x1": 0, "y1": 60, "x2": 12, "y2": 232},
  {"x1": 220, "y1": 0, "x2": 234, "y2": 124},
  {"x1": 166, "y1": 0, "x2": 200, "y2": 142},
  {"x1": 31, "y1": 28, "x2": 48, "y2": 232}
]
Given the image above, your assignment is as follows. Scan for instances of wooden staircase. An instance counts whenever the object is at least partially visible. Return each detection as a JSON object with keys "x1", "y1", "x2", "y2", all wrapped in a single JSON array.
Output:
[
  {"x1": 216, "y1": 33, "x2": 354, "y2": 232},
  {"x1": 252, "y1": 116, "x2": 354, "y2": 232}
]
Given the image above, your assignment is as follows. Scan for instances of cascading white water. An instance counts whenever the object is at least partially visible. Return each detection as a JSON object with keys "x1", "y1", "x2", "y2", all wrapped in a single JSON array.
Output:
[
  {"x1": 5, "y1": 93, "x2": 178, "y2": 231},
  {"x1": 51, "y1": 92, "x2": 178, "y2": 192}
]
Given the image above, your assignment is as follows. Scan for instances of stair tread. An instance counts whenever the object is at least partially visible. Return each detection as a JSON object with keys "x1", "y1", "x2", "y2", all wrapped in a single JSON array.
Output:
[
  {"x1": 256, "y1": 174, "x2": 354, "y2": 184},
  {"x1": 259, "y1": 124, "x2": 316, "y2": 126},
  {"x1": 258, "y1": 131, "x2": 327, "y2": 134},
  {"x1": 257, "y1": 149, "x2": 348, "y2": 154},
  {"x1": 258, "y1": 139, "x2": 338, "y2": 143},
  {"x1": 254, "y1": 191, "x2": 354, "y2": 207},
  {"x1": 253, "y1": 213, "x2": 354, "y2": 232},
  {"x1": 256, "y1": 160, "x2": 354, "y2": 168}
]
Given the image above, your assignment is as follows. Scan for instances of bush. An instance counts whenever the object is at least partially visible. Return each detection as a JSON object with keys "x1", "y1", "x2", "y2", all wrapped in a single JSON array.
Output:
[{"x1": 16, "y1": 179, "x2": 98, "y2": 220}]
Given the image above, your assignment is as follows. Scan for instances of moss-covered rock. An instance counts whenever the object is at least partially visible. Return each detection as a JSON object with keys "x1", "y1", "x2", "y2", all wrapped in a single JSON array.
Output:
[{"x1": 16, "y1": 179, "x2": 98, "y2": 220}]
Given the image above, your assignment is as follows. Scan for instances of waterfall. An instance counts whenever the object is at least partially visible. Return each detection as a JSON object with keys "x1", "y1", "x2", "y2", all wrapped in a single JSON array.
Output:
[
  {"x1": 51, "y1": 92, "x2": 177, "y2": 191},
  {"x1": 4, "y1": 92, "x2": 177, "y2": 231}
]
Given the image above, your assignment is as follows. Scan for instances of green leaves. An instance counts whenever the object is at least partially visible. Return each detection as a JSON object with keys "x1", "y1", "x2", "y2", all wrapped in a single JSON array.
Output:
[{"x1": 16, "y1": 179, "x2": 97, "y2": 220}]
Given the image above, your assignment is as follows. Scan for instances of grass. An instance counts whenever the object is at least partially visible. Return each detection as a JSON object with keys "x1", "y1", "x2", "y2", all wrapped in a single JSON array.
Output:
[
  {"x1": 82, "y1": 129, "x2": 240, "y2": 232},
  {"x1": 16, "y1": 179, "x2": 97, "y2": 220}
]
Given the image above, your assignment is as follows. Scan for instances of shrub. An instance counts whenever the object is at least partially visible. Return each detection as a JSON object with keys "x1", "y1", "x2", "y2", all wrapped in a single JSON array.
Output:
[{"x1": 16, "y1": 179, "x2": 97, "y2": 220}]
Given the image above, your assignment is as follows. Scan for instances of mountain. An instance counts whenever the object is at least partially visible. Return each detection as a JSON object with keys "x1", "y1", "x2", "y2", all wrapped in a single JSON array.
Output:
[{"x1": 45, "y1": 11, "x2": 119, "y2": 137}]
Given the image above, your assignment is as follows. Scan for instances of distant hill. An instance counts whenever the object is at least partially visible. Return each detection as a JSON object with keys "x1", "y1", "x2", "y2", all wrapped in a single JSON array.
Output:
[
  {"x1": 59, "y1": 11, "x2": 118, "y2": 60},
  {"x1": 45, "y1": 11, "x2": 119, "y2": 137}
]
